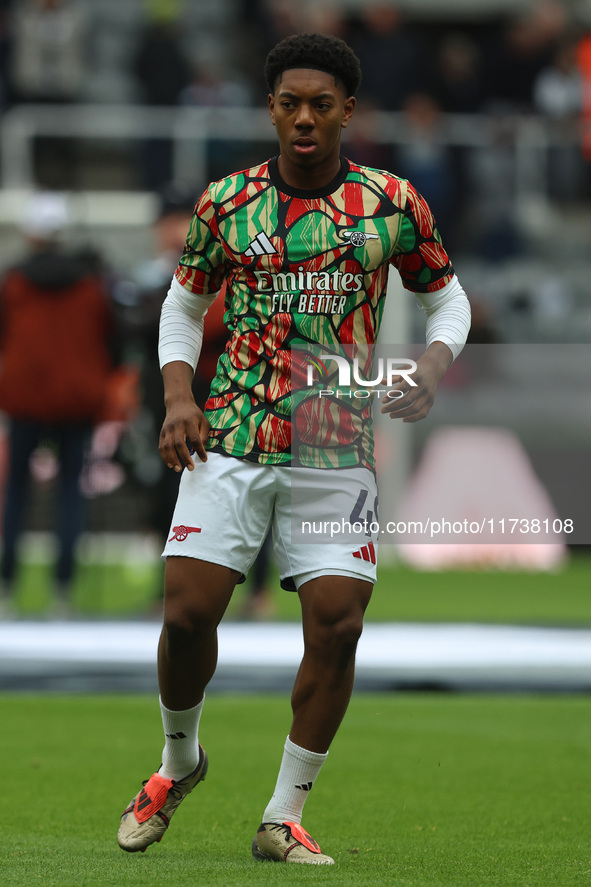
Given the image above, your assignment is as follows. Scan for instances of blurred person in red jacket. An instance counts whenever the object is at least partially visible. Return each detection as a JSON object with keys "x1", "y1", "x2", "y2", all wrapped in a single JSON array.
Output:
[{"x1": 0, "y1": 192, "x2": 116, "y2": 616}]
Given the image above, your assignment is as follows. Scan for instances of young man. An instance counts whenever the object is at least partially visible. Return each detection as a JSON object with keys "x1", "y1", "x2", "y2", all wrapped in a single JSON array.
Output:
[{"x1": 118, "y1": 33, "x2": 470, "y2": 864}]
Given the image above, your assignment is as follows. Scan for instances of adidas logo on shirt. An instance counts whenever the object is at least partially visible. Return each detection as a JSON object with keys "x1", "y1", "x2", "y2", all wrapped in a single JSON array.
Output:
[{"x1": 245, "y1": 232, "x2": 277, "y2": 257}]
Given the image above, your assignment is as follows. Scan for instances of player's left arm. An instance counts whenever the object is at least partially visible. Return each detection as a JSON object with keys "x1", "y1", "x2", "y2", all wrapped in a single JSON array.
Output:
[
  {"x1": 383, "y1": 179, "x2": 471, "y2": 422},
  {"x1": 381, "y1": 274, "x2": 471, "y2": 422}
]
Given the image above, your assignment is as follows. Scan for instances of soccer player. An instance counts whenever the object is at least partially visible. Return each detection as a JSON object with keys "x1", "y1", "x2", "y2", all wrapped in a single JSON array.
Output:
[{"x1": 118, "y1": 33, "x2": 471, "y2": 864}]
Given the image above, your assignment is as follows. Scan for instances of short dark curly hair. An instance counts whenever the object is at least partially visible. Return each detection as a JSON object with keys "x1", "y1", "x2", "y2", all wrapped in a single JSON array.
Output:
[{"x1": 265, "y1": 33, "x2": 362, "y2": 97}]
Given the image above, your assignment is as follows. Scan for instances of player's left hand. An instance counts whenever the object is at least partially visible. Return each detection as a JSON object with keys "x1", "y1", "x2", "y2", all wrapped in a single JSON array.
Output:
[{"x1": 380, "y1": 342, "x2": 453, "y2": 423}]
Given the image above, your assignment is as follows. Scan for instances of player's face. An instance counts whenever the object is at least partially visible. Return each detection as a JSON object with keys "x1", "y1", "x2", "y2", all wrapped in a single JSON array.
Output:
[{"x1": 268, "y1": 68, "x2": 355, "y2": 188}]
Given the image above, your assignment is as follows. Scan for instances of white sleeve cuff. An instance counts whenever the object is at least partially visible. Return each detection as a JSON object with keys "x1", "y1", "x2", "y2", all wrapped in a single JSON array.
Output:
[
  {"x1": 414, "y1": 274, "x2": 471, "y2": 361},
  {"x1": 158, "y1": 276, "x2": 220, "y2": 371}
]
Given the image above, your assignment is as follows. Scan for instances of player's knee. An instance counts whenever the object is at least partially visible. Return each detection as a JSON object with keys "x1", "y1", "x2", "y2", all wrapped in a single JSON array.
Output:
[
  {"x1": 307, "y1": 611, "x2": 365, "y2": 657},
  {"x1": 162, "y1": 591, "x2": 219, "y2": 646},
  {"x1": 162, "y1": 608, "x2": 213, "y2": 650},
  {"x1": 332, "y1": 612, "x2": 364, "y2": 648}
]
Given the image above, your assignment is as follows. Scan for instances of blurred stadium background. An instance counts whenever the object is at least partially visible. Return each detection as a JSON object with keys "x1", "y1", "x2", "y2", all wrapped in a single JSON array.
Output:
[{"x1": 0, "y1": 0, "x2": 590, "y2": 691}]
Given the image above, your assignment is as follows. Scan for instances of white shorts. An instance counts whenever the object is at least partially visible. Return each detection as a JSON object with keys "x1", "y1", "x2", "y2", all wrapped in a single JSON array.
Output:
[{"x1": 162, "y1": 452, "x2": 379, "y2": 591}]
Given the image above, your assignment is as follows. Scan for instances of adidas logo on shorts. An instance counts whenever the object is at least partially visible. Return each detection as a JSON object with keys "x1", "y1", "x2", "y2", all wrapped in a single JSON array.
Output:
[{"x1": 352, "y1": 541, "x2": 376, "y2": 564}]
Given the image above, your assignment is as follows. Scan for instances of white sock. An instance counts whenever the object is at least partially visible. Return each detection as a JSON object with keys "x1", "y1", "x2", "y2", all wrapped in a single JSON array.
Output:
[
  {"x1": 158, "y1": 696, "x2": 204, "y2": 781},
  {"x1": 262, "y1": 736, "x2": 328, "y2": 825}
]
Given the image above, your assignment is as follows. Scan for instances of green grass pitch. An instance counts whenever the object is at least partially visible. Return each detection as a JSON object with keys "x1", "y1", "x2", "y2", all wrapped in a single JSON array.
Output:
[
  {"x1": 11, "y1": 552, "x2": 591, "y2": 626},
  {"x1": 2, "y1": 693, "x2": 589, "y2": 886}
]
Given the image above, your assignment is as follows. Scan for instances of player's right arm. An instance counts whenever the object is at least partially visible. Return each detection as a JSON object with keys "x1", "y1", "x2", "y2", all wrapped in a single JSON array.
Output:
[
  {"x1": 158, "y1": 277, "x2": 219, "y2": 470},
  {"x1": 159, "y1": 359, "x2": 208, "y2": 471},
  {"x1": 158, "y1": 185, "x2": 226, "y2": 471}
]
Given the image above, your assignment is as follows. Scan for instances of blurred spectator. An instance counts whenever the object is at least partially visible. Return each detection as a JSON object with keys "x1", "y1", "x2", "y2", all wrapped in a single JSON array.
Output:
[
  {"x1": 134, "y1": 19, "x2": 189, "y2": 106},
  {"x1": 0, "y1": 193, "x2": 117, "y2": 616},
  {"x1": 179, "y1": 60, "x2": 253, "y2": 181},
  {"x1": 302, "y1": 3, "x2": 347, "y2": 40},
  {"x1": 465, "y1": 113, "x2": 523, "y2": 260},
  {"x1": 482, "y1": 3, "x2": 568, "y2": 112},
  {"x1": 434, "y1": 33, "x2": 484, "y2": 114},
  {"x1": 534, "y1": 37, "x2": 583, "y2": 118},
  {"x1": 395, "y1": 93, "x2": 462, "y2": 251},
  {"x1": 576, "y1": 31, "x2": 591, "y2": 165},
  {"x1": 115, "y1": 185, "x2": 227, "y2": 555},
  {"x1": 115, "y1": 185, "x2": 197, "y2": 513},
  {"x1": 0, "y1": 0, "x2": 11, "y2": 112},
  {"x1": 257, "y1": 0, "x2": 306, "y2": 42},
  {"x1": 466, "y1": 296, "x2": 500, "y2": 346},
  {"x1": 178, "y1": 60, "x2": 252, "y2": 109},
  {"x1": 236, "y1": 0, "x2": 323, "y2": 98},
  {"x1": 350, "y1": 3, "x2": 426, "y2": 110},
  {"x1": 10, "y1": 0, "x2": 86, "y2": 187},
  {"x1": 133, "y1": 18, "x2": 191, "y2": 188},
  {"x1": 534, "y1": 37, "x2": 585, "y2": 200},
  {"x1": 10, "y1": 0, "x2": 85, "y2": 103},
  {"x1": 437, "y1": 292, "x2": 500, "y2": 391},
  {"x1": 246, "y1": 0, "x2": 348, "y2": 42},
  {"x1": 344, "y1": 98, "x2": 391, "y2": 171}
]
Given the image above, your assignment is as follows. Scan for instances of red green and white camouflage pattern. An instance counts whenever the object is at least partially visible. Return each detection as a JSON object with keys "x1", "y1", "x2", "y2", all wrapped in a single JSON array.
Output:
[{"x1": 175, "y1": 157, "x2": 453, "y2": 468}]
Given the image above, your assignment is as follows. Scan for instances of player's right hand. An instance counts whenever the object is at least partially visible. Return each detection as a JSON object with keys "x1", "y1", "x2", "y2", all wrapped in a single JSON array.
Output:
[{"x1": 159, "y1": 402, "x2": 210, "y2": 472}]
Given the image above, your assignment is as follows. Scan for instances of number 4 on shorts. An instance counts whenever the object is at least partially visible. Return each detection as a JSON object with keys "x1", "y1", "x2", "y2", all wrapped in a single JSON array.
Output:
[{"x1": 349, "y1": 490, "x2": 378, "y2": 531}]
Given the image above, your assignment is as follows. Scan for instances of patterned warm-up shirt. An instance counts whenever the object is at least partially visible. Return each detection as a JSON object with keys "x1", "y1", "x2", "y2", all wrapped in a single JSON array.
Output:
[{"x1": 175, "y1": 156, "x2": 453, "y2": 469}]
